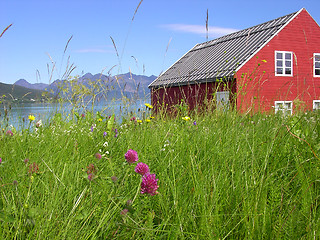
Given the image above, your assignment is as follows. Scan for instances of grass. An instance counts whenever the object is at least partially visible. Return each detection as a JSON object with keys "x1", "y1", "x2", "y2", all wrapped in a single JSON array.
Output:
[{"x1": 0, "y1": 107, "x2": 319, "y2": 239}]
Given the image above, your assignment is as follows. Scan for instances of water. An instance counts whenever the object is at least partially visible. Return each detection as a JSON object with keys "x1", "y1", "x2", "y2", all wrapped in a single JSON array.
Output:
[{"x1": 0, "y1": 98, "x2": 150, "y2": 130}]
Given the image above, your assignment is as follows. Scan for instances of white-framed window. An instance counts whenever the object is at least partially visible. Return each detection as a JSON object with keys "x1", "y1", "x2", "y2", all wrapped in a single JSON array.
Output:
[
  {"x1": 314, "y1": 53, "x2": 320, "y2": 77},
  {"x1": 313, "y1": 100, "x2": 320, "y2": 110},
  {"x1": 275, "y1": 51, "x2": 293, "y2": 76},
  {"x1": 274, "y1": 101, "x2": 293, "y2": 115}
]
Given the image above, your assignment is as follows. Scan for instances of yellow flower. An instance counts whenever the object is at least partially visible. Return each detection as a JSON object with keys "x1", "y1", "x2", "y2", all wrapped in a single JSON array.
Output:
[
  {"x1": 150, "y1": 116, "x2": 155, "y2": 119},
  {"x1": 182, "y1": 116, "x2": 190, "y2": 121},
  {"x1": 137, "y1": 120, "x2": 142, "y2": 123},
  {"x1": 98, "y1": 118, "x2": 102, "y2": 122},
  {"x1": 145, "y1": 119, "x2": 151, "y2": 122},
  {"x1": 145, "y1": 103, "x2": 153, "y2": 109},
  {"x1": 28, "y1": 115, "x2": 35, "y2": 121}
]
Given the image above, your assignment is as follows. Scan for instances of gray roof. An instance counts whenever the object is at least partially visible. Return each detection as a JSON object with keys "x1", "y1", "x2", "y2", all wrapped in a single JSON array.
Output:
[{"x1": 149, "y1": 9, "x2": 301, "y2": 88}]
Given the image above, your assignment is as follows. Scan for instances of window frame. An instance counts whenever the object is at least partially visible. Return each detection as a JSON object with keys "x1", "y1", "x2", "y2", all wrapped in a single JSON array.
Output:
[
  {"x1": 313, "y1": 53, "x2": 320, "y2": 77},
  {"x1": 274, "y1": 100, "x2": 293, "y2": 115},
  {"x1": 275, "y1": 51, "x2": 293, "y2": 77},
  {"x1": 313, "y1": 100, "x2": 320, "y2": 110}
]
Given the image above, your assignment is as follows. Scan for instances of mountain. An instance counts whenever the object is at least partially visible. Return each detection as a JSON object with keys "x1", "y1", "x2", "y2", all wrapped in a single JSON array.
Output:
[
  {"x1": 14, "y1": 79, "x2": 48, "y2": 90},
  {"x1": 11, "y1": 72, "x2": 157, "y2": 101},
  {"x1": 0, "y1": 82, "x2": 46, "y2": 103},
  {"x1": 42, "y1": 72, "x2": 157, "y2": 100}
]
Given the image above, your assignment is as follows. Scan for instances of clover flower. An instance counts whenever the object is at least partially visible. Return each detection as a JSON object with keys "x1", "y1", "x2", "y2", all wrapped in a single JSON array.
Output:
[
  {"x1": 120, "y1": 208, "x2": 128, "y2": 216},
  {"x1": 125, "y1": 149, "x2": 138, "y2": 164},
  {"x1": 141, "y1": 173, "x2": 159, "y2": 196},
  {"x1": 6, "y1": 130, "x2": 13, "y2": 136},
  {"x1": 95, "y1": 153, "x2": 102, "y2": 160},
  {"x1": 87, "y1": 173, "x2": 94, "y2": 181},
  {"x1": 111, "y1": 176, "x2": 118, "y2": 182},
  {"x1": 135, "y1": 162, "x2": 150, "y2": 176},
  {"x1": 0, "y1": 158, "x2": 2, "y2": 164}
]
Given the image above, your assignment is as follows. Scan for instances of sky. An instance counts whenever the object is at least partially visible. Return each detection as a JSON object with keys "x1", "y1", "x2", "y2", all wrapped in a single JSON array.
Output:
[{"x1": 1, "y1": 0, "x2": 320, "y2": 84}]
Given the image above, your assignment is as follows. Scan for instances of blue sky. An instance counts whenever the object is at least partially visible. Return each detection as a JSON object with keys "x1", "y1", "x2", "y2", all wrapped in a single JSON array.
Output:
[{"x1": 1, "y1": 0, "x2": 320, "y2": 84}]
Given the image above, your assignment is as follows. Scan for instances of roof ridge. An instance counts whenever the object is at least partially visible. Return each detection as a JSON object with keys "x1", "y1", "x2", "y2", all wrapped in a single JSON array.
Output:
[{"x1": 193, "y1": 10, "x2": 299, "y2": 51}]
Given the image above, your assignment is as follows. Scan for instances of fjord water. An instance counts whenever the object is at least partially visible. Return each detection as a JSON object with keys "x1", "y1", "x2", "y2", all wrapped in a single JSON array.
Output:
[{"x1": 0, "y1": 98, "x2": 149, "y2": 130}]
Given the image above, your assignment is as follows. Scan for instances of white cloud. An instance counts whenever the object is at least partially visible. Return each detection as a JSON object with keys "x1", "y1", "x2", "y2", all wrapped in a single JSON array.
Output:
[{"x1": 160, "y1": 24, "x2": 239, "y2": 38}]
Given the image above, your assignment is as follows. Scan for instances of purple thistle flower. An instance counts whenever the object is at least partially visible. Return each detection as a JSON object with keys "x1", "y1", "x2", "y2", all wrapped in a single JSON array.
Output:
[
  {"x1": 95, "y1": 153, "x2": 102, "y2": 160},
  {"x1": 125, "y1": 149, "x2": 138, "y2": 164},
  {"x1": 140, "y1": 173, "x2": 159, "y2": 196},
  {"x1": 135, "y1": 162, "x2": 150, "y2": 176},
  {"x1": 6, "y1": 130, "x2": 13, "y2": 136}
]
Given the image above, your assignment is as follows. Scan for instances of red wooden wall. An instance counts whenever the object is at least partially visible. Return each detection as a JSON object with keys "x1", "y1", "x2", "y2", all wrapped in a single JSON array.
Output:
[{"x1": 236, "y1": 9, "x2": 320, "y2": 113}]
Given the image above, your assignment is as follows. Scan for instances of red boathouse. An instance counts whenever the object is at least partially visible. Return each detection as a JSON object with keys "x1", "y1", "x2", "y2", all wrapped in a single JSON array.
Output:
[{"x1": 148, "y1": 8, "x2": 320, "y2": 115}]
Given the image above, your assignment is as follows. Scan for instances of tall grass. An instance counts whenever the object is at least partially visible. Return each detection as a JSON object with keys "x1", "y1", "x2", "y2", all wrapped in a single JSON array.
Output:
[{"x1": 0, "y1": 108, "x2": 319, "y2": 239}]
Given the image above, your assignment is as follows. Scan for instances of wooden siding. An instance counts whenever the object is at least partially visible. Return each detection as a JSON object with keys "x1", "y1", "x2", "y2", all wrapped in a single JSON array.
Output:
[
  {"x1": 235, "y1": 9, "x2": 320, "y2": 113},
  {"x1": 151, "y1": 80, "x2": 236, "y2": 113}
]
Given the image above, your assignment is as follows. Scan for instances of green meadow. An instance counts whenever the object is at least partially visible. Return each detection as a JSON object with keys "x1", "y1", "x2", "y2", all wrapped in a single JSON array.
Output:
[{"x1": 0, "y1": 106, "x2": 319, "y2": 239}]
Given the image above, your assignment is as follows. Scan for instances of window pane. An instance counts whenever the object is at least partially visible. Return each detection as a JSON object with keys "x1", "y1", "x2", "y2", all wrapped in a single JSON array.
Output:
[
  {"x1": 285, "y1": 61, "x2": 291, "y2": 67},
  {"x1": 285, "y1": 53, "x2": 291, "y2": 60},
  {"x1": 277, "y1": 61, "x2": 283, "y2": 67},
  {"x1": 285, "y1": 102, "x2": 291, "y2": 109},
  {"x1": 315, "y1": 69, "x2": 320, "y2": 76},
  {"x1": 276, "y1": 52, "x2": 283, "y2": 59},
  {"x1": 277, "y1": 68, "x2": 283, "y2": 74},
  {"x1": 315, "y1": 62, "x2": 320, "y2": 68},
  {"x1": 285, "y1": 68, "x2": 291, "y2": 74},
  {"x1": 315, "y1": 55, "x2": 320, "y2": 61}
]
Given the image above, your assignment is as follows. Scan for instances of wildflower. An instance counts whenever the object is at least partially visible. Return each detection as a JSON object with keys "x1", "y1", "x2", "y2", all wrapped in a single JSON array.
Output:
[
  {"x1": 103, "y1": 131, "x2": 107, "y2": 137},
  {"x1": 95, "y1": 153, "x2": 102, "y2": 160},
  {"x1": 126, "y1": 199, "x2": 133, "y2": 206},
  {"x1": 87, "y1": 163, "x2": 97, "y2": 175},
  {"x1": 182, "y1": 116, "x2": 190, "y2": 121},
  {"x1": 36, "y1": 120, "x2": 42, "y2": 128},
  {"x1": 150, "y1": 116, "x2": 155, "y2": 119},
  {"x1": 0, "y1": 158, "x2": 2, "y2": 164},
  {"x1": 145, "y1": 119, "x2": 151, "y2": 122},
  {"x1": 193, "y1": 121, "x2": 197, "y2": 125},
  {"x1": 28, "y1": 115, "x2": 35, "y2": 121},
  {"x1": 130, "y1": 117, "x2": 136, "y2": 121},
  {"x1": 98, "y1": 118, "x2": 102, "y2": 122},
  {"x1": 137, "y1": 120, "x2": 142, "y2": 123},
  {"x1": 140, "y1": 173, "x2": 159, "y2": 196},
  {"x1": 13, "y1": 180, "x2": 18, "y2": 185},
  {"x1": 125, "y1": 149, "x2": 138, "y2": 164},
  {"x1": 81, "y1": 113, "x2": 85, "y2": 118},
  {"x1": 120, "y1": 208, "x2": 128, "y2": 216},
  {"x1": 111, "y1": 176, "x2": 118, "y2": 182},
  {"x1": 135, "y1": 162, "x2": 150, "y2": 176},
  {"x1": 145, "y1": 103, "x2": 153, "y2": 109},
  {"x1": 24, "y1": 158, "x2": 29, "y2": 164},
  {"x1": 90, "y1": 126, "x2": 94, "y2": 132},
  {"x1": 6, "y1": 130, "x2": 13, "y2": 136},
  {"x1": 88, "y1": 173, "x2": 94, "y2": 181},
  {"x1": 114, "y1": 128, "x2": 118, "y2": 138}
]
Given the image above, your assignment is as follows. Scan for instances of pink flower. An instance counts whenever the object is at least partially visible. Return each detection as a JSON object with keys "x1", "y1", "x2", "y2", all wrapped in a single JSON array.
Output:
[
  {"x1": 141, "y1": 173, "x2": 159, "y2": 196},
  {"x1": 135, "y1": 162, "x2": 150, "y2": 176},
  {"x1": 120, "y1": 208, "x2": 128, "y2": 216},
  {"x1": 6, "y1": 130, "x2": 13, "y2": 136},
  {"x1": 0, "y1": 158, "x2": 2, "y2": 164},
  {"x1": 88, "y1": 173, "x2": 94, "y2": 181},
  {"x1": 95, "y1": 153, "x2": 102, "y2": 159},
  {"x1": 124, "y1": 149, "x2": 138, "y2": 164}
]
